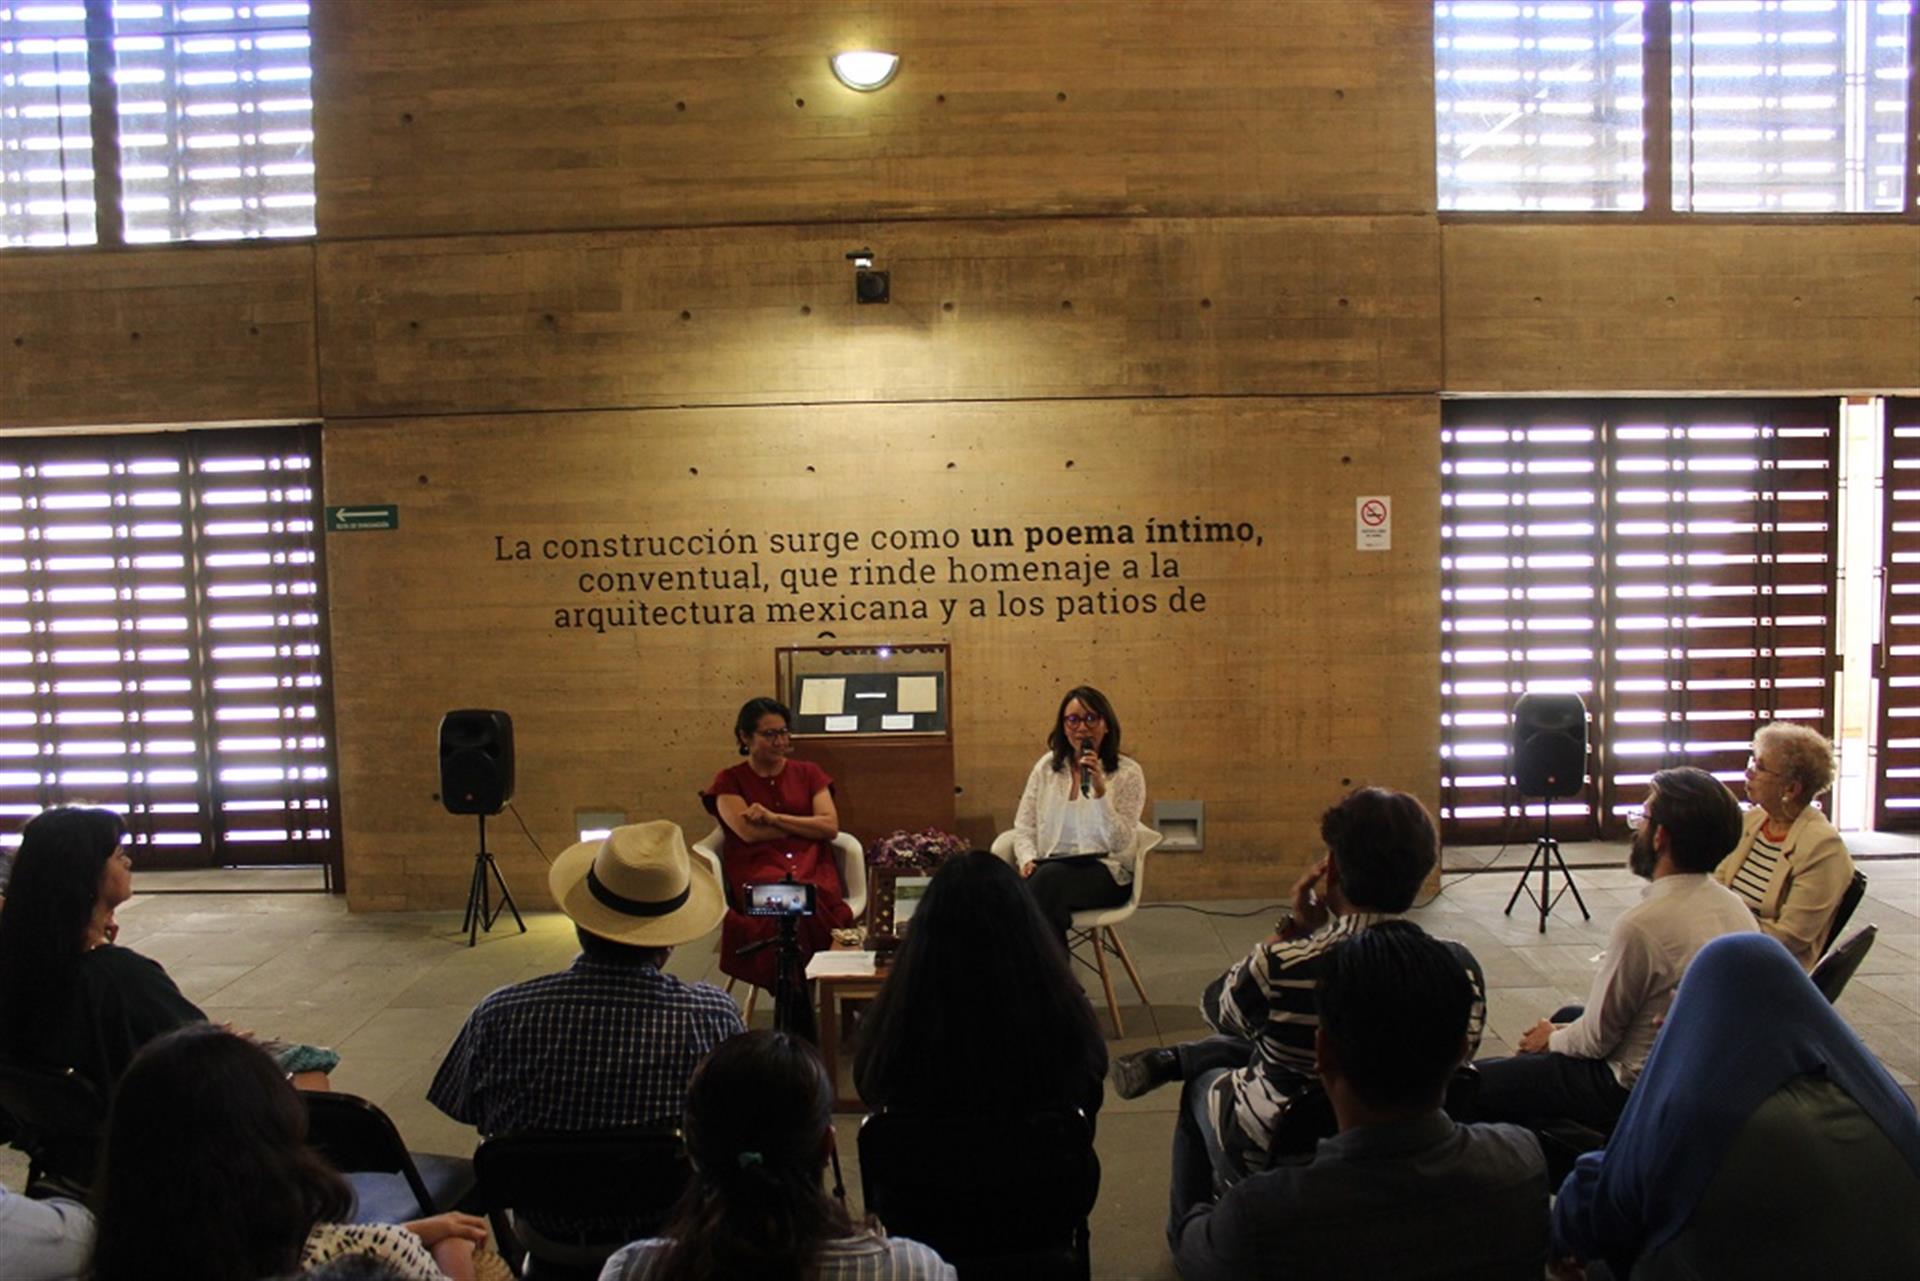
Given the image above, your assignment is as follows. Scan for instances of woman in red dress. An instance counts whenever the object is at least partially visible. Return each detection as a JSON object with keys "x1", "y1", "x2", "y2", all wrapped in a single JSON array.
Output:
[{"x1": 702, "y1": 697, "x2": 854, "y2": 991}]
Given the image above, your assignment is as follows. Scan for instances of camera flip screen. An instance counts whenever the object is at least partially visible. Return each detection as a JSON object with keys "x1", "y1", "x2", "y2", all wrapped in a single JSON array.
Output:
[{"x1": 745, "y1": 881, "x2": 817, "y2": 917}]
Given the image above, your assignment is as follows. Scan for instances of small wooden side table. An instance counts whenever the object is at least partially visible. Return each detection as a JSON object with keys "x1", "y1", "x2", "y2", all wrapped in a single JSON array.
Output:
[{"x1": 807, "y1": 951, "x2": 886, "y2": 1113}]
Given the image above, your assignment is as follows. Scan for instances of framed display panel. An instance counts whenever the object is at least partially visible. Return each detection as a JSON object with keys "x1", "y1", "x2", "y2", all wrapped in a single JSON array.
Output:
[
  {"x1": 774, "y1": 644, "x2": 955, "y2": 842},
  {"x1": 776, "y1": 644, "x2": 951, "y2": 738}
]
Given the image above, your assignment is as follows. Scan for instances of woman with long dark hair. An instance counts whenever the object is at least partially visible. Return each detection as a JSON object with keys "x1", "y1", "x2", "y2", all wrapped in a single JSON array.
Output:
[
  {"x1": 700, "y1": 697, "x2": 854, "y2": 992},
  {"x1": 602, "y1": 1030, "x2": 953, "y2": 1281},
  {"x1": 0, "y1": 806, "x2": 333, "y2": 1091},
  {"x1": 1012, "y1": 685, "x2": 1146, "y2": 940},
  {"x1": 90, "y1": 1024, "x2": 488, "y2": 1281},
  {"x1": 854, "y1": 851, "x2": 1107, "y2": 1121}
]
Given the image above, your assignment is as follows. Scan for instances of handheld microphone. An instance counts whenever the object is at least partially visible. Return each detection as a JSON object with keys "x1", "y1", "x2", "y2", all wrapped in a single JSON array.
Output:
[{"x1": 1079, "y1": 738, "x2": 1094, "y2": 798}]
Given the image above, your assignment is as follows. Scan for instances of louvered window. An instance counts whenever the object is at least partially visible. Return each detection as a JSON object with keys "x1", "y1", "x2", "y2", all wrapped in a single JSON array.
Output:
[
  {"x1": 1442, "y1": 400, "x2": 1841, "y2": 844},
  {"x1": 0, "y1": 0, "x2": 312, "y2": 248},
  {"x1": 1437, "y1": 0, "x2": 1916, "y2": 214},
  {"x1": 0, "y1": 425, "x2": 338, "y2": 874},
  {"x1": 1876, "y1": 397, "x2": 1920, "y2": 827},
  {"x1": 1436, "y1": 1, "x2": 1649, "y2": 211},
  {"x1": 1, "y1": 5, "x2": 96, "y2": 247},
  {"x1": 1673, "y1": 0, "x2": 1911, "y2": 213}
]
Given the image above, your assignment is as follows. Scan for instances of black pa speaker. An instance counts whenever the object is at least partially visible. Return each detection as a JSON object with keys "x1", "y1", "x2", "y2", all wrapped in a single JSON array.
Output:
[
  {"x1": 439, "y1": 709, "x2": 514, "y2": 815},
  {"x1": 1512, "y1": 694, "x2": 1587, "y2": 800}
]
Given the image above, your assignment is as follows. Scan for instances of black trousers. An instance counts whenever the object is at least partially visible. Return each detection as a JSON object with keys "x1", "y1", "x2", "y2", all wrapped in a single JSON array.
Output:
[
  {"x1": 1026, "y1": 857, "x2": 1129, "y2": 942},
  {"x1": 1470, "y1": 1004, "x2": 1632, "y2": 1135}
]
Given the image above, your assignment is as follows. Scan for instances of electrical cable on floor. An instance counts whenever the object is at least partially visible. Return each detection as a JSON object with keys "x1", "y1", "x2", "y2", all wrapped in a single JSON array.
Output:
[
  {"x1": 1413, "y1": 842, "x2": 1513, "y2": 909},
  {"x1": 505, "y1": 801, "x2": 552, "y2": 865},
  {"x1": 1140, "y1": 901, "x2": 1287, "y2": 918}
]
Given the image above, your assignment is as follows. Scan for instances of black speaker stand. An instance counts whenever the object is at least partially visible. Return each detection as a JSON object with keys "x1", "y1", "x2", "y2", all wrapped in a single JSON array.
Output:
[
  {"x1": 462, "y1": 813, "x2": 527, "y2": 947},
  {"x1": 1503, "y1": 798, "x2": 1592, "y2": 934}
]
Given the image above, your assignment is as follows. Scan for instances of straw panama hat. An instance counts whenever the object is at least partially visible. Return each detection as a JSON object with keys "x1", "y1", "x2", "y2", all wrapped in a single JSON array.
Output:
[{"x1": 549, "y1": 820, "x2": 725, "y2": 947}]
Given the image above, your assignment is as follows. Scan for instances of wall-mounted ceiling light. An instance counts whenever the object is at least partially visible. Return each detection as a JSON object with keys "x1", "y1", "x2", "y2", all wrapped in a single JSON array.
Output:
[
  {"x1": 846, "y1": 247, "x2": 889, "y2": 304},
  {"x1": 830, "y1": 50, "x2": 900, "y2": 92}
]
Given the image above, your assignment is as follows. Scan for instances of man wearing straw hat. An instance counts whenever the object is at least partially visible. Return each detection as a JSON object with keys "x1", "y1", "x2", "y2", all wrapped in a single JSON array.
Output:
[{"x1": 429, "y1": 821, "x2": 745, "y2": 1141}]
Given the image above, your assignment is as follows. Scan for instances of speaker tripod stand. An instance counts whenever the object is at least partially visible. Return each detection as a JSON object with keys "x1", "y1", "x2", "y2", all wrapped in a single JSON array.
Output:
[
  {"x1": 463, "y1": 812, "x2": 527, "y2": 947},
  {"x1": 1504, "y1": 798, "x2": 1591, "y2": 934}
]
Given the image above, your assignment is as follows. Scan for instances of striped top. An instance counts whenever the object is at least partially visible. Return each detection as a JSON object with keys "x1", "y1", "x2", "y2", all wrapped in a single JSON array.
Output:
[
  {"x1": 1729, "y1": 830, "x2": 1785, "y2": 912},
  {"x1": 600, "y1": 1231, "x2": 956, "y2": 1280},
  {"x1": 1200, "y1": 913, "x2": 1487, "y2": 1179}
]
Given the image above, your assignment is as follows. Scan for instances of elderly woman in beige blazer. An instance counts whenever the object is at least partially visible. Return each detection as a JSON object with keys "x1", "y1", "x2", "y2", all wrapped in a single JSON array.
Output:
[{"x1": 1714, "y1": 722, "x2": 1854, "y2": 971}]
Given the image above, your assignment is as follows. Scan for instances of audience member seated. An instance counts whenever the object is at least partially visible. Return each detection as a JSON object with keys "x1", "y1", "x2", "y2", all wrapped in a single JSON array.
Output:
[
  {"x1": 90, "y1": 1024, "x2": 490, "y2": 1281},
  {"x1": 429, "y1": 822, "x2": 741, "y2": 1238},
  {"x1": 1714, "y1": 721, "x2": 1855, "y2": 971},
  {"x1": 0, "y1": 807, "x2": 335, "y2": 1094},
  {"x1": 598, "y1": 1030, "x2": 954, "y2": 1281},
  {"x1": 1, "y1": 1179, "x2": 93, "y2": 1281},
  {"x1": 854, "y1": 850, "x2": 1107, "y2": 1123},
  {"x1": 1472, "y1": 767, "x2": 1756, "y2": 1138},
  {"x1": 1012, "y1": 685, "x2": 1147, "y2": 942},
  {"x1": 701, "y1": 697, "x2": 854, "y2": 993},
  {"x1": 1171, "y1": 922, "x2": 1549, "y2": 1280},
  {"x1": 1113, "y1": 788, "x2": 1487, "y2": 1195},
  {"x1": 1552, "y1": 933, "x2": 1920, "y2": 1280}
]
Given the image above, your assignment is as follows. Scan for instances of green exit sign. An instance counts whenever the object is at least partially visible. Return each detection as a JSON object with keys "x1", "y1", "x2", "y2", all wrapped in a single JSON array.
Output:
[{"x1": 326, "y1": 504, "x2": 399, "y2": 532}]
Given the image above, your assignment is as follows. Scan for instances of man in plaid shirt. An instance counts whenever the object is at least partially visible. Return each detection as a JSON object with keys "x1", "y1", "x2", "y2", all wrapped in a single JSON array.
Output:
[{"x1": 429, "y1": 821, "x2": 743, "y2": 1153}]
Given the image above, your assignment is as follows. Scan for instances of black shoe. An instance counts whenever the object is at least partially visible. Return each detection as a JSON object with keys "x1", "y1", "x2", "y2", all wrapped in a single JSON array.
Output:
[{"x1": 1111, "y1": 1047, "x2": 1180, "y2": 1100}]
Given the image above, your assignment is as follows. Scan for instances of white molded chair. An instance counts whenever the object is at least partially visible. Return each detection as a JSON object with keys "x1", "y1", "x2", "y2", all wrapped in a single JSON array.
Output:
[
  {"x1": 692, "y1": 826, "x2": 866, "y2": 1019},
  {"x1": 991, "y1": 825, "x2": 1160, "y2": 1038}
]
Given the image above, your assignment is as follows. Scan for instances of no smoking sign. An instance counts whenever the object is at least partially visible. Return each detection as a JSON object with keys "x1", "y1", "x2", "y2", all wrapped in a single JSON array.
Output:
[{"x1": 1356, "y1": 496, "x2": 1392, "y2": 552}]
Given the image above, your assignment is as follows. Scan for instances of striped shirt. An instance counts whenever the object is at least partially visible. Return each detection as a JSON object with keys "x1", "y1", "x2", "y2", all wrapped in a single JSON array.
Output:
[
  {"x1": 1729, "y1": 830, "x2": 1784, "y2": 913},
  {"x1": 1201, "y1": 913, "x2": 1487, "y2": 1179},
  {"x1": 599, "y1": 1231, "x2": 956, "y2": 1281},
  {"x1": 428, "y1": 955, "x2": 744, "y2": 1136}
]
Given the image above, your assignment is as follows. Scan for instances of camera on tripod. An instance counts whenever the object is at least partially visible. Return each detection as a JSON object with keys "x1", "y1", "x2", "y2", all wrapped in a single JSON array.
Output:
[{"x1": 745, "y1": 880, "x2": 816, "y2": 917}]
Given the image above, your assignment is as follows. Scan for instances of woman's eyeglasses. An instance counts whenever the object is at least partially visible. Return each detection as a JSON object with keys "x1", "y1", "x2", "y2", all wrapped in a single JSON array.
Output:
[
  {"x1": 1062, "y1": 713, "x2": 1103, "y2": 729},
  {"x1": 755, "y1": 728, "x2": 792, "y2": 741},
  {"x1": 1745, "y1": 756, "x2": 1779, "y2": 778}
]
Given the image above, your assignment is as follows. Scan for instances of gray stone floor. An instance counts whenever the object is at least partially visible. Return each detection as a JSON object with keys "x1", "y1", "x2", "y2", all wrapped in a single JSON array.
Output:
[{"x1": 6, "y1": 853, "x2": 1916, "y2": 1281}]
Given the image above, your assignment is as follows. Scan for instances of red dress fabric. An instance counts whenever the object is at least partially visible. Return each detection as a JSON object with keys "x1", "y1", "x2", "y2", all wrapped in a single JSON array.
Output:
[{"x1": 701, "y1": 758, "x2": 854, "y2": 990}]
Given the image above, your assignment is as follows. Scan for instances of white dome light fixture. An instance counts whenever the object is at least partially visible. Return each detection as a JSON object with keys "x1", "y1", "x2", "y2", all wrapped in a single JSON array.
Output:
[{"x1": 830, "y1": 50, "x2": 901, "y2": 92}]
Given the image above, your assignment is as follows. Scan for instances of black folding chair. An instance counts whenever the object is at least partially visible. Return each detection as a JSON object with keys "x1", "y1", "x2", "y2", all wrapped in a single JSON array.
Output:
[
  {"x1": 473, "y1": 1125, "x2": 690, "y2": 1281},
  {"x1": 860, "y1": 1107, "x2": 1099, "y2": 1281},
  {"x1": 301, "y1": 1089, "x2": 476, "y2": 1223},
  {"x1": 1810, "y1": 924, "x2": 1877, "y2": 1005},
  {"x1": 0, "y1": 1059, "x2": 106, "y2": 1196},
  {"x1": 1824, "y1": 869, "x2": 1869, "y2": 955}
]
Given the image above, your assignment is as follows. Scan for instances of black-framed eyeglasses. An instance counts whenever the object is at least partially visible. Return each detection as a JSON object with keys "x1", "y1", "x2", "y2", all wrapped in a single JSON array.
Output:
[
  {"x1": 1063, "y1": 713, "x2": 1103, "y2": 729},
  {"x1": 1627, "y1": 808, "x2": 1653, "y2": 832}
]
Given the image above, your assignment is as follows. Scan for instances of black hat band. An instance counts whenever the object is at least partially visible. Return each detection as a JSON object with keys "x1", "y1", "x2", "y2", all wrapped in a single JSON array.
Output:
[{"x1": 586, "y1": 865, "x2": 692, "y2": 918}]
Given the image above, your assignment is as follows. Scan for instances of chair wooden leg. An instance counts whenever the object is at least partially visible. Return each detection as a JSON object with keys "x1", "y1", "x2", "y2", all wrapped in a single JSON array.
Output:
[
  {"x1": 1109, "y1": 926, "x2": 1149, "y2": 1007},
  {"x1": 1091, "y1": 930, "x2": 1123, "y2": 1038},
  {"x1": 744, "y1": 985, "x2": 759, "y2": 1023}
]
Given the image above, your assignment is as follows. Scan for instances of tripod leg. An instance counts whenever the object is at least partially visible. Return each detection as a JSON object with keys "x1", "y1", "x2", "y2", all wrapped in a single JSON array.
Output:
[
  {"x1": 1550, "y1": 842, "x2": 1592, "y2": 920},
  {"x1": 467, "y1": 852, "x2": 486, "y2": 947},
  {"x1": 1504, "y1": 849, "x2": 1533, "y2": 915},
  {"x1": 483, "y1": 855, "x2": 527, "y2": 935},
  {"x1": 1539, "y1": 839, "x2": 1554, "y2": 933}
]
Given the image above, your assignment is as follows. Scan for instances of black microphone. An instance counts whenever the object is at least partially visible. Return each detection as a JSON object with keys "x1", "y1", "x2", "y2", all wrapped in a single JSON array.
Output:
[{"x1": 1079, "y1": 738, "x2": 1093, "y2": 798}]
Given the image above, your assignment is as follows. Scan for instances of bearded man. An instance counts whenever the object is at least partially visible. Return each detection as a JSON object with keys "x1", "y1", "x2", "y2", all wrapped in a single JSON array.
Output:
[{"x1": 1470, "y1": 766, "x2": 1758, "y2": 1136}]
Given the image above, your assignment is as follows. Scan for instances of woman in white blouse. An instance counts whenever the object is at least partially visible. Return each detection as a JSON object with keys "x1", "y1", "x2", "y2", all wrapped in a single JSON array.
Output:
[
  {"x1": 1714, "y1": 721, "x2": 1855, "y2": 971},
  {"x1": 1013, "y1": 686, "x2": 1146, "y2": 940}
]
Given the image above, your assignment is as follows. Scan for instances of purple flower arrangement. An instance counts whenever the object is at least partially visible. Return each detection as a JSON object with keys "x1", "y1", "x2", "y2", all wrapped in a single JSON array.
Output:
[{"x1": 868, "y1": 827, "x2": 968, "y2": 874}]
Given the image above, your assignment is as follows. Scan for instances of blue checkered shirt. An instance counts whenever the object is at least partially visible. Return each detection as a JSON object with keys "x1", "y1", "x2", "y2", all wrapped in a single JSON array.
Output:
[{"x1": 428, "y1": 955, "x2": 744, "y2": 1137}]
